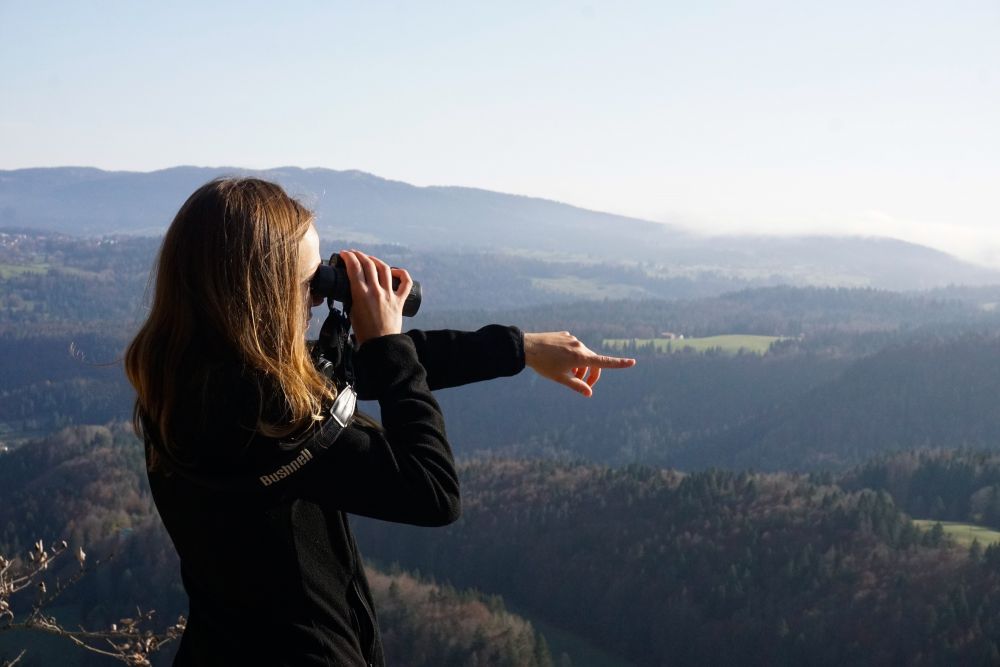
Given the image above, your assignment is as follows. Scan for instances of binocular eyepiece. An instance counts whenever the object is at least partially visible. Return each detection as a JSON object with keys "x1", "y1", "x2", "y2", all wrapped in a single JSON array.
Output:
[{"x1": 310, "y1": 254, "x2": 422, "y2": 317}]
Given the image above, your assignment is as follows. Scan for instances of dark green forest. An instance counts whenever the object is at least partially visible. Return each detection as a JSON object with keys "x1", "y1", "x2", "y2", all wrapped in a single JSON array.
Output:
[
  {"x1": 354, "y1": 458, "x2": 1000, "y2": 666},
  {"x1": 842, "y1": 450, "x2": 1000, "y2": 529},
  {"x1": 6, "y1": 426, "x2": 1000, "y2": 665}
]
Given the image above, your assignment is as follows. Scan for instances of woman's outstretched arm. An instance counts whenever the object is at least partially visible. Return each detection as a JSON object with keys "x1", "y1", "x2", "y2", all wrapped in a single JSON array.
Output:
[{"x1": 401, "y1": 327, "x2": 636, "y2": 395}]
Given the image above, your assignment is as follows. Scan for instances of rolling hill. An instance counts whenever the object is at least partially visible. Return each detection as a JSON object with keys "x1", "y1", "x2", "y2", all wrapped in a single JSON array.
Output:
[{"x1": 2, "y1": 166, "x2": 998, "y2": 291}]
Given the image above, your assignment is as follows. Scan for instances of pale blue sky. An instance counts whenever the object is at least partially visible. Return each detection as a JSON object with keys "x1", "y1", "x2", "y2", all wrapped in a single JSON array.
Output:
[{"x1": 2, "y1": 1, "x2": 998, "y2": 264}]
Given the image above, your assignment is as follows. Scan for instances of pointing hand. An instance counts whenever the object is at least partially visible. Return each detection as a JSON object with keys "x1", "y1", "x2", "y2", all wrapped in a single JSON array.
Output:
[{"x1": 523, "y1": 331, "x2": 636, "y2": 397}]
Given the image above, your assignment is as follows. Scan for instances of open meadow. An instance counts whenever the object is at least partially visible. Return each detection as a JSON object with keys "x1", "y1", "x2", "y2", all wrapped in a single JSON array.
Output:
[
  {"x1": 603, "y1": 334, "x2": 783, "y2": 355},
  {"x1": 913, "y1": 520, "x2": 1000, "y2": 547}
]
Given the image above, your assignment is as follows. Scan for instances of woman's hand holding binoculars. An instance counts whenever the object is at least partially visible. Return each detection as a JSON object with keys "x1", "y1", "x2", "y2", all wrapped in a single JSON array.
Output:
[{"x1": 339, "y1": 249, "x2": 413, "y2": 345}]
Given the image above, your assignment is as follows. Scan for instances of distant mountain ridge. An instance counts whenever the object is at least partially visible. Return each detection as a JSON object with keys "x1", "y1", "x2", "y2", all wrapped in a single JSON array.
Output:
[{"x1": 1, "y1": 165, "x2": 997, "y2": 290}]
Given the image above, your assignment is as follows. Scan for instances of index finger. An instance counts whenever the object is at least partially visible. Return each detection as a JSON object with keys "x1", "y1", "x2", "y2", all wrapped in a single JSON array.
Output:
[{"x1": 585, "y1": 354, "x2": 636, "y2": 368}]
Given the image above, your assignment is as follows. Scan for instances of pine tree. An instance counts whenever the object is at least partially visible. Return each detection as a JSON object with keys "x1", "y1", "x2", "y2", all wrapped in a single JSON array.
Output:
[{"x1": 970, "y1": 538, "x2": 984, "y2": 563}]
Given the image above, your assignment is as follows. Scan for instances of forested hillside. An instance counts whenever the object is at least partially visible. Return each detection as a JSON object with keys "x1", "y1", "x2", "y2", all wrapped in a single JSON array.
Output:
[
  {"x1": 7, "y1": 426, "x2": 1000, "y2": 665},
  {"x1": 677, "y1": 334, "x2": 1000, "y2": 470},
  {"x1": 841, "y1": 450, "x2": 1000, "y2": 528},
  {"x1": 0, "y1": 229, "x2": 748, "y2": 323},
  {"x1": 0, "y1": 426, "x2": 557, "y2": 667},
  {"x1": 354, "y1": 459, "x2": 1000, "y2": 666}
]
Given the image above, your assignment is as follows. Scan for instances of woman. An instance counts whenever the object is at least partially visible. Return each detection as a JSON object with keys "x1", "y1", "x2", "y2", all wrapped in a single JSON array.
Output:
[{"x1": 125, "y1": 177, "x2": 635, "y2": 666}]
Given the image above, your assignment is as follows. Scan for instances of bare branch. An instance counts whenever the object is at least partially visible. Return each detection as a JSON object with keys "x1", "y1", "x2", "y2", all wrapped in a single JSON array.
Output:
[
  {"x1": 1, "y1": 649, "x2": 27, "y2": 667},
  {"x1": 1, "y1": 538, "x2": 183, "y2": 666}
]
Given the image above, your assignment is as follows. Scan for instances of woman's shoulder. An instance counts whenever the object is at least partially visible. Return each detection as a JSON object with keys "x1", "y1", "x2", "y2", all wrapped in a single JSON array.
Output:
[{"x1": 170, "y1": 360, "x2": 264, "y2": 452}]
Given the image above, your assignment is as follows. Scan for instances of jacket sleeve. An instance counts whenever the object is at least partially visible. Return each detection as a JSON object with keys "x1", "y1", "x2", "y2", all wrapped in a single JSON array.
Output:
[
  {"x1": 367, "y1": 325, "x2": 525, "y2": 394},
  {"x1": 247, "y1": 333, "x2": 460, "y2": 526}
]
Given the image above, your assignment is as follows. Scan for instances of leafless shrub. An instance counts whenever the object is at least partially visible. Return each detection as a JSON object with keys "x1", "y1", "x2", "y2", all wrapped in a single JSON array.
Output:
[{"x1": 1, "y1": 538, "x2": 184, "y2": 666}]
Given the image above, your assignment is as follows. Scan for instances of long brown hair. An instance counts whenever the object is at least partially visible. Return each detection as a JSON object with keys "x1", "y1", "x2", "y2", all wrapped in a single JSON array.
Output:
[{"x1": 125, "y1": 178, "x2": 335, "y2": 465}]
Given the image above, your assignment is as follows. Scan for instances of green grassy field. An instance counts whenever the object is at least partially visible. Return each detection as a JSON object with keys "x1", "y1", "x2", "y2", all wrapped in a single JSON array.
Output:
[
  {"x1": 0, "y1": 262, "x2": 49, "y2": 278},
  {"x1": 913, "y1": 520, "x2": 1000, "y2": 547},
  {"x1": 603, "y1": 334, "x2": 782, "y2": 356}
]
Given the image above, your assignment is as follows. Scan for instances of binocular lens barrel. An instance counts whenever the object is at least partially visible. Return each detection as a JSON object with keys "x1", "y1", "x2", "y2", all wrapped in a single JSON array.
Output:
[{"x1": 310, "y1": 257, "x2": 421, "y2": 317}]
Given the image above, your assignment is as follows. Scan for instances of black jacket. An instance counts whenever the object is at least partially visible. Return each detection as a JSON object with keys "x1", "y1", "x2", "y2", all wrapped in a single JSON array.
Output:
[{"x1": 146, "y1": 325, "x2": 525, "y2": 666}]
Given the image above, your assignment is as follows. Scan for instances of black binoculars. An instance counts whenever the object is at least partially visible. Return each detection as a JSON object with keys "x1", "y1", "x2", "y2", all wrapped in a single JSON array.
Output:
[{"x1": 310, "y1": 254, "x2": 422, "y2": 317}]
